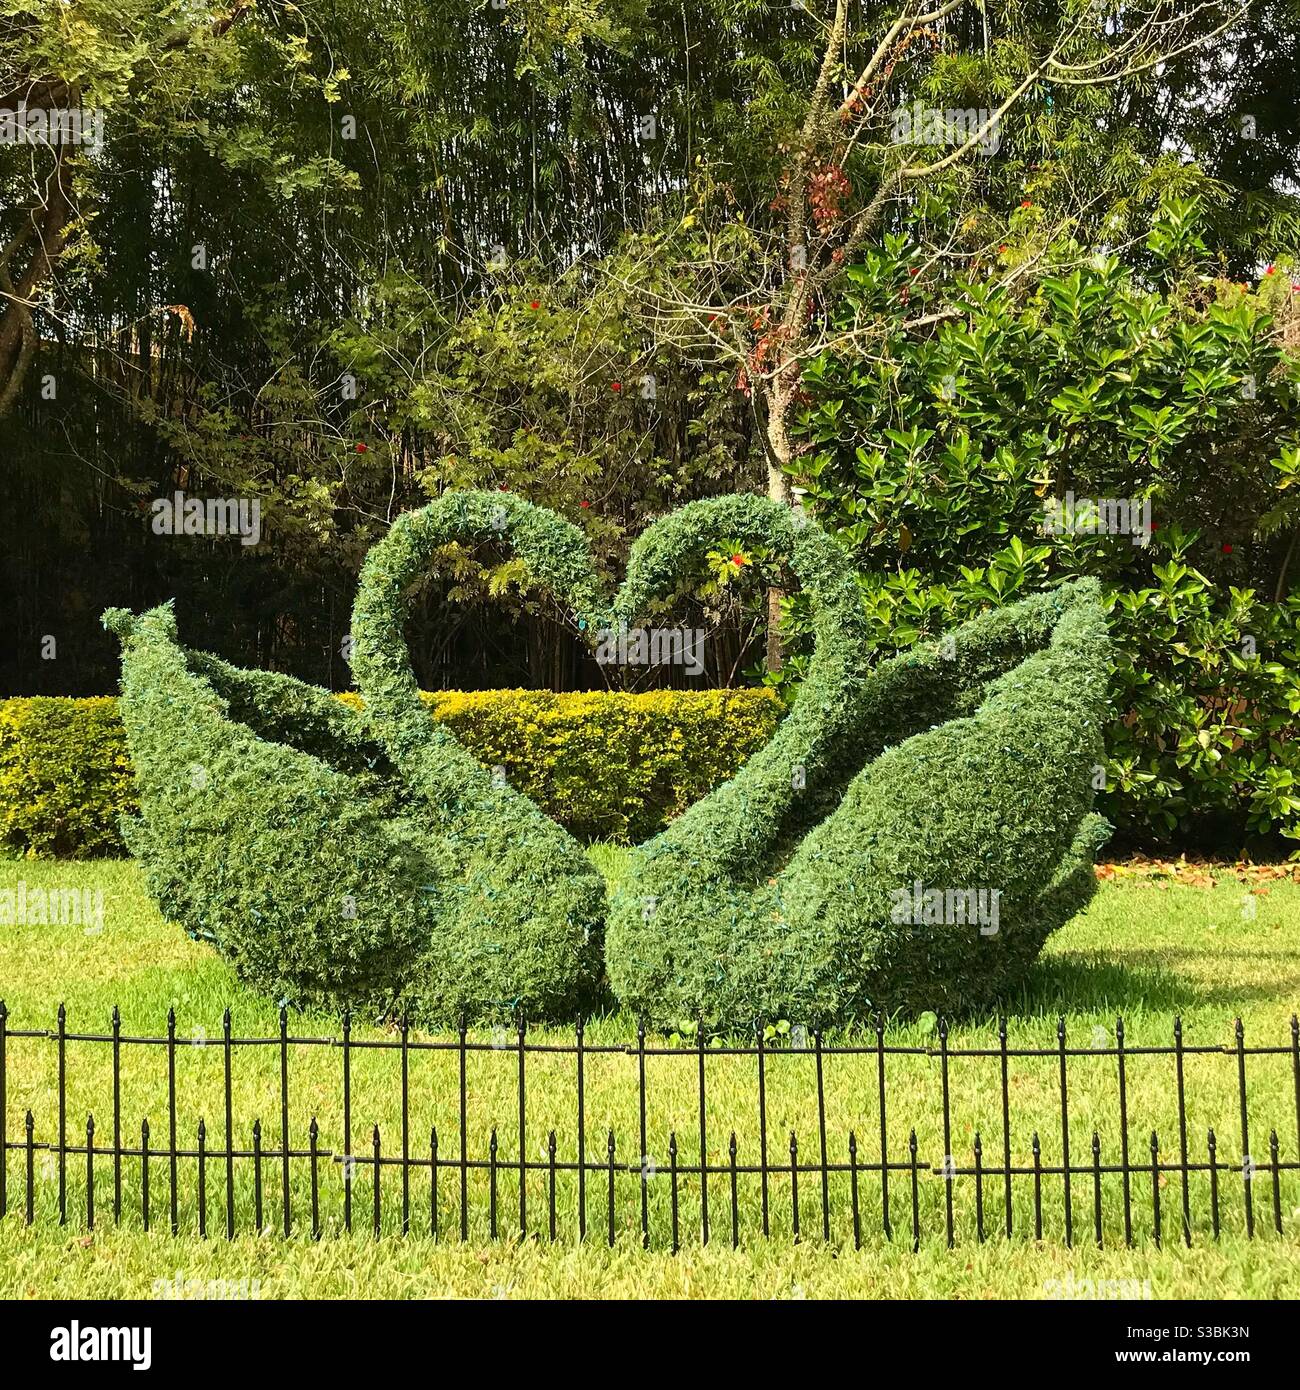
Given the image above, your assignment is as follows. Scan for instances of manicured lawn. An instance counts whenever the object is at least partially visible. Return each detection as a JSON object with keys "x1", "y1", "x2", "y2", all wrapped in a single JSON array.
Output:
[{"x1": 0, "y1": 855, "x2": 1298, "y2": 1298}]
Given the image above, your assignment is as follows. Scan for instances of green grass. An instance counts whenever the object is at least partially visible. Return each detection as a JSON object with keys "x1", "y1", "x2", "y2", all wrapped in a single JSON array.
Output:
[{"x1": 1, "y1": 854, "x2": 1298, "y2": 1299}]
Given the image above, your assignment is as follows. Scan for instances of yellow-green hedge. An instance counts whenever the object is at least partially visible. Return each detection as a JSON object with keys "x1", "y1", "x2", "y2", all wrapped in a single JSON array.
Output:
[
  {"x1": 0, "y1": 689, "x2": 781, "y2": 857},
  {"x1": 0, "y1": 697, "x2": 139, "y2": 858}
]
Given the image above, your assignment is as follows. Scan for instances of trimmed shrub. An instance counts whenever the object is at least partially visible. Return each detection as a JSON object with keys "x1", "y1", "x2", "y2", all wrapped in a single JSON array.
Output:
[
  {"x1": 0, "y1": 688, "x2": 779, "y2": 857},
  {"x1": 607, "y1": 579, "x2": 1111, "y2": 1027},
  {"x1": 0, "y1": 697, "x2": 137, "y2": 857},
  {"x1": 342, "y1": 688, "x2": 780, "y2": 843},
  {"x1": 102, "y1": 490, "x2": 1108, "y2": 1029}
]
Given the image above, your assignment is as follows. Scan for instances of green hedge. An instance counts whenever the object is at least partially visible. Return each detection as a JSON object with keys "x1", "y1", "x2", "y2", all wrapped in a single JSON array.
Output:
[
  {"x1": 0, "y1": 697, "x2": 138, "y2": 858},
  {"x1": 0, "y1": 688, "x2": 780, "y2": 859}
]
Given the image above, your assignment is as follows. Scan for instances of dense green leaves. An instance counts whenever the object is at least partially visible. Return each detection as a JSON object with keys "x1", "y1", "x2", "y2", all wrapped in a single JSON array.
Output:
[{"x1": 789, "y1": 201, "x2": 1300, "y2": 852}]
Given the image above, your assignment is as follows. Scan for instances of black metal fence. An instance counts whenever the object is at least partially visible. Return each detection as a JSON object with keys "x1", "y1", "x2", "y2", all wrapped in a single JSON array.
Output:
[{"x1": 1, "y1": 1000, "x2": 1298, "y2": 1251}]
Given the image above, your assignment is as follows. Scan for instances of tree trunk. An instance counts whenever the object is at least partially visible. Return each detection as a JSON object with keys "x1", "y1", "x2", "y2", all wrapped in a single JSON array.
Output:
[
  {"x1": 0, "y1": 145, "x2": 72, "y2": 418},
  {"x1": 764, "y1": 388, "x2": 793, "y2": 672}
]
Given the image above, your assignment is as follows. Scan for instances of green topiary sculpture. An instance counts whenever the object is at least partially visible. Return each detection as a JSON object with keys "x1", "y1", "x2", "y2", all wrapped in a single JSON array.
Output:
[
  {"x1": 606, "y1": 577, "x2": 1111, "y2": 1026},
  {"x1": 105, "y1": 490, "x2": 1110, "y2": 1029}
]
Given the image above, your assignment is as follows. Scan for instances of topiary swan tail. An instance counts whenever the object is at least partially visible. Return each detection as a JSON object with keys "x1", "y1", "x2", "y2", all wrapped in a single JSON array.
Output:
[{"x1": 102, "y1": 602, "x2": 433, "y2": 1013}]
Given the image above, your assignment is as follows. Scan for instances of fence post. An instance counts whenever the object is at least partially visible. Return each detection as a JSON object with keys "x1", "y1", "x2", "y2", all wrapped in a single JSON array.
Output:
[
  {"x1": 141, "y1": 1117, "x2": 150, "y2": 1232},
  {"x1": 85, "y1": 1114, "x2": 94, "y2": 1231},
  {"x1": 729, "y1": 1132, "x2": 739, "y2": 1250},
  {"x1": 1117, "y1": 1015, "x2": 1132, "y2": 1247},
  {"x1": 167, "y1": 1006, "x2": 178, "y2": 1235},
  {"x1": 517, "y1": 1012, "x2": 527, "y2": 1241},
  {"x1": 25, "y1": 1110, "x2": 34, "y2": 1225},
  {"x1": 252, "y1": 1119, "x2": 262, "y2": 1233},
  {"x1": 56, "y1": 1002, "x2": 66, "y2": 1225},
  {"x1": 606, "y1": 1129, "x2": 616, "y2": 1248},
  {"x1": 756, "y1": 1020, "x2": 770, "y2": 1238},
  {"x1": 280, "y1": 1004, "x2": 291, "y2": 1239},
  {"x1": 939, "y1": 1018, "x2": 953, "y2": 1249},
  {"x1": 198, "y1": 1118, "x2": 207, "y2": 1239},
  {"x1": 696, "y1": 1019, "x2": 709, "y2": 1246},
  {"x1": 399, "y1": 1013, "x2": 409, "y2": 1238},
  {"x1": 669, "y1": 1131, "x2": 679, "y2": 1254},
  {"x1": 111, "y1": 1005, "x2": 122, "y2": 1226},
  {"x1": 1057, "y1": 1016, "x2": 1072, "y2": 1248},
  {"x1": 575, "y1": 1018, "x2": 585, "y2": 1242},
  {"x1": 341, "y1": 1009, "x2": 351, "y2": 1235},
  {"x1": 1150, "y1": 1130, "x2": 1161, "y2": 1249},
  {"x1": 637, "y1": 1021, "x2": 649, "y2": 1248},
  {"x1": 790, "y1": 1131, "x2": 800, "y2": 1244},
  {"x1": 815, "y1": 1029, "x2": 830, "y2": 1244},
  {"x1": 309, "y1": 1116, "x2": 319, "y2": 1240},
  {"x1": 458, "y1": 1016, "x2": 469, "y2": 1242},
  {"x1": 999, "y1": 1015, "x2": 1011, "y2": 1238},
  {"x1": 372, "y1": 1125, "x2": 381, "y2": 1239},
  {"x1": 1174, "y1": 1016, "x2": 1191, "y2": 1247},
  {"x1": 1235, "y1": 1019, "x2": 1254, "y2": 1238},
  {"x1": 223, "y1": 1007, "x2": 234, "y2": 1240},
  {"x1": 488, "y1": 1127, "x2": 498, "y2": 1240},
  {"x1": 878, "y1": 1012, "x2": 892, "y2": 1241}
]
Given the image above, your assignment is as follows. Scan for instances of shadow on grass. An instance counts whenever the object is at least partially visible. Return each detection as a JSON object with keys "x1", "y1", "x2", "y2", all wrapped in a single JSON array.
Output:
[
  {"x1": 1009, "y1": 954, "x2": 1200, "y2": 1018},
  {"x1": 1005, "y1": 949, "x2": 1300, "y2": 1021}
]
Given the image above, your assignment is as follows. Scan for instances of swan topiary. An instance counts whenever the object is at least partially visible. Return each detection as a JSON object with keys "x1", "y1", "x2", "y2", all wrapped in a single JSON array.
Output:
[{"x1": 104, "y1": 490, "x2": 1110, "y2": 1028}]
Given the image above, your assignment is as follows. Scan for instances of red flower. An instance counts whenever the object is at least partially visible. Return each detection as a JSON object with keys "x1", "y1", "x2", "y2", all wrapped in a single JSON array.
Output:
[
  {"x1": 1020, "y1": 200, "x2": 1033, "y2": 209},
  {"x1": 1222, "y1": 543, "x2": 1233, "y2": 554},
  {"x1": 998, "y1": 245, "x2": 1008, "y2": 253},
  {"x1": 498, "y1": 483, "x2": 509, "y2": 491},
  {"x1": 355, "y1": 442, "x2": 368, "y2": 453},
  {"x1": 1150, "y1": 523, "x2": 1160, "y2": 533},
  {"x1": 1265, "y1": 266, "x2": 1275, "y2": 276},
  {"x1": 909, "y1": 267, "x2": 919, "y2": 276},
  {"x1": 611, "y1": 381, "x2": 622, "y2": 391},
  {"x1": 579, "y1": 500, "x2": 591, "y2": 509},
  {"x1": 731, "y1": 553, "x2": 747, "y2": 567},
  {"x1": 528, "y1": 300, "x2": 541, "y2": 310}
]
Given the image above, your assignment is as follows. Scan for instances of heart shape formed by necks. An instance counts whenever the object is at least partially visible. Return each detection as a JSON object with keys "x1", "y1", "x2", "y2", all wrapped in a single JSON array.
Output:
[{"x1": 347, "y1": 490, "x2": 872, "y2": 1026}]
